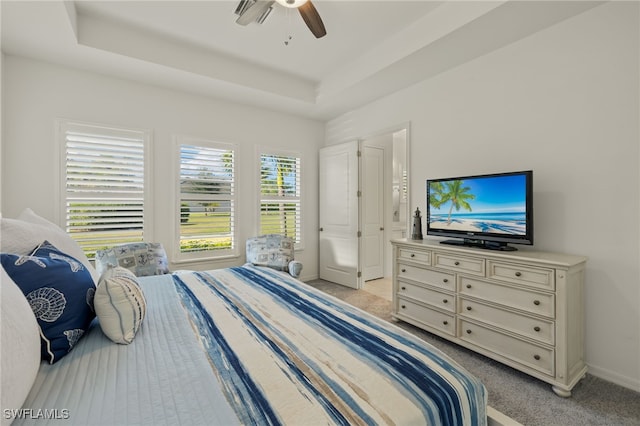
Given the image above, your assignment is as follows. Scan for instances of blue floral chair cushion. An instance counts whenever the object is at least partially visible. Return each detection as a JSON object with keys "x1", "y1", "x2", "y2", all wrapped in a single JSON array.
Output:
[
  {"x1": 95, "y1": 243, "x2": 169, "y2": 277},
  {"x1": 246, "y1": 235, "x2": 294, "y2": 272}
]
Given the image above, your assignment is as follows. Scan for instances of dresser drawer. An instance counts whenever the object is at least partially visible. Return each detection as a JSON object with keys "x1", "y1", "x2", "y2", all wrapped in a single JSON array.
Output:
[
  {"x1": 459, "y1": 319, "x2": 555, "y2": 376},
  {"x1": 397, "y1": 297, "x2": 456, "y2": 336},
  {"x1": 397, "y1": 247, "x2": 431, "y2": 265},
  {"x1": 487, "y1": 261, "x2": 555, "y2": 290},
  {"x1": 460, "y1": 276, "x2": 555, "y2": 318},
  {"x1": 397, "y1": 264, "x2": 455, "y2": 291},
  {"x1": 459, "y1": 298, "x2": 554, "y2": 345},
  {"x1": 433, "y1": 252, "x2": 485, "y2": 276},
  {"x1": 398, "y1": 280, "x2": 455, "y2": 313}
]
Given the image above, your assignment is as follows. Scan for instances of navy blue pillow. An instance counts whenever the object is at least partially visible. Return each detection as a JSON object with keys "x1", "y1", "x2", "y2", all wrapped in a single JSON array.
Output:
[{"x1": 1, "y1": 241, "x2": 96, "y2": 363}]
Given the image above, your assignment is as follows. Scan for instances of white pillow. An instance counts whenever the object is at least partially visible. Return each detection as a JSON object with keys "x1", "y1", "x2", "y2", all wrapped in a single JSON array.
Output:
[
  {"x1": 1, "y1": 208, "x2": 99, "y2": 284},
  {"x1": 95, "y1": 267, "x2": 146, "y2": 344},
  {"x1": 0, "y1": 266, "x2": 41, "y2": 423}
]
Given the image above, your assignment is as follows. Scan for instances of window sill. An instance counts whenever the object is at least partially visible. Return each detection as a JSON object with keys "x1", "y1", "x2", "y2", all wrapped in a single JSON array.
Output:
[{"x1": 172, "y1": 253, "x2": 241, "y2": 265}]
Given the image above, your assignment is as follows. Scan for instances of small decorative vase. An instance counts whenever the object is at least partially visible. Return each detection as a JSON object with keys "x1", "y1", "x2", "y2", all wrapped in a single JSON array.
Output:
[{"x1": 288, "y1": 260, "x2": 303, "y2": 278}]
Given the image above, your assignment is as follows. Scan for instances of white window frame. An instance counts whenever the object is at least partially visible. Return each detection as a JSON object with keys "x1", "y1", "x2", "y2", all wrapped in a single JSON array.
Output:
[
  {"x1": 174, "y1": 136, "x2": 238, "y2": 262},
  {"x1": 56, "y1": 119, "x2": 152, "y2": 258},
  {"x1": 257, "y1": 148, "x2": 303, "y2": 250}
]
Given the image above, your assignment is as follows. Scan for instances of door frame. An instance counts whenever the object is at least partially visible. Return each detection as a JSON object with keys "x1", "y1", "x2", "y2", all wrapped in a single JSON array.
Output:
[{"x1": 360, "y1": 122, "x2": 411, "y2": 279}]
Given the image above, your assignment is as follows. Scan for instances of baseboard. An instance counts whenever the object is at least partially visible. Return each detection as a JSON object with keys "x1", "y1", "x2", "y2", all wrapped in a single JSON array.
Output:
[
  {"x1": 487, "y1": 406, "x2": 523, "y2": 426},
  {"x1": 299, "y1": 273, "x2": 319, "y2": 282},
  {"x1": 587, "y1": 363, "x2": 640, "y2": 393}
]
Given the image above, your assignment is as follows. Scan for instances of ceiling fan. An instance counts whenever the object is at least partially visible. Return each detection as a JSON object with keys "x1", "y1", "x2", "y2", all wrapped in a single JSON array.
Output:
[{"x1": 235, "y1": 0, "x2": 327, "y2": 39}]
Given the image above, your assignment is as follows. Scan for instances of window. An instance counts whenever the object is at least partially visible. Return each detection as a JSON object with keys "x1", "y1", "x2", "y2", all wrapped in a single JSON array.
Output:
[
  {"x1": 59, "y1": 121, "x2": 150, "y2": 258},
  {"x1": 259, "y1": 152, "x2": 301, "y2": 244},
  {"x1": 178, "y1": 140, "x2": 235, "y2": 258}
]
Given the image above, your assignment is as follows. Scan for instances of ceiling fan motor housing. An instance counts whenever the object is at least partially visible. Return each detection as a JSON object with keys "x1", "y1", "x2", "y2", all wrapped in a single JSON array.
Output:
[
  {"x1": 276, "y1": 0, "x2": 310, "y2": 8},
  {"x1": 236, "y1": 0, "x2": 325, "y2": 39}
]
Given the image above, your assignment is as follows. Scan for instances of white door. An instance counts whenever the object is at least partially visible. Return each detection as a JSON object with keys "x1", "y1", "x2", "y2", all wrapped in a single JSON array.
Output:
[
  {"x1": 319, "y1": 141, "x2": 361, "y2": 289},
  {"x1": 362, "y1": 146, "x2": 384, "y2": 281}
]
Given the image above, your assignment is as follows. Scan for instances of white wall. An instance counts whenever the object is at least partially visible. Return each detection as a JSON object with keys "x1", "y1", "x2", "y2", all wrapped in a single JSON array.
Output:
[
  {"x1": 1, "y1": 55, "x2": 324, "y2": 280},
  {"x1": 326, "y1": 2, "x2": 640, "y2": 391}
]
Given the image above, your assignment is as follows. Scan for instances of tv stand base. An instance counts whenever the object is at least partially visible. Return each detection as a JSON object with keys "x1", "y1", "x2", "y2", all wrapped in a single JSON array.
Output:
[{"x1": 439, "y1": 238, "x2": 518, "y2": 251}]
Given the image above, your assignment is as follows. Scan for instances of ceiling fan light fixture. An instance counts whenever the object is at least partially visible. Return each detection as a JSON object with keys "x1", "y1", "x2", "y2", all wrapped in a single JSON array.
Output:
[{"x1": 275, "y1": 0, "x2": 309, "y2": 8}]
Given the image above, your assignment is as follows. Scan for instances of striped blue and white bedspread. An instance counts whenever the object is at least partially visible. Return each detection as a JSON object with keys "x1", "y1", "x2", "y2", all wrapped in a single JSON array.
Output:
[{"x1": 174, "y1": 265, "x2": 487, "y2": 426}]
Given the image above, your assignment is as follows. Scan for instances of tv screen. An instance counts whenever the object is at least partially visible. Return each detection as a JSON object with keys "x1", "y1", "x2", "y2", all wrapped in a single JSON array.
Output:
[{"x1": 426, "y1": 170, "x2": 533, "y2": 251}]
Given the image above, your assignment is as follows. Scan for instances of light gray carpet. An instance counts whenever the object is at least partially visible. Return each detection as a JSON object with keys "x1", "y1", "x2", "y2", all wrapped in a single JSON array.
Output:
[{"x1": 306, "y1": 279, "x2": 640, "y2": 426}]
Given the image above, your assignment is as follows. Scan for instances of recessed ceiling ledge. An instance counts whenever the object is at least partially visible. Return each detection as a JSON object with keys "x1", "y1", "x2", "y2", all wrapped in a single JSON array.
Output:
[{"x1": 76, "y1": 12, "x2": 318, "y2": 104}]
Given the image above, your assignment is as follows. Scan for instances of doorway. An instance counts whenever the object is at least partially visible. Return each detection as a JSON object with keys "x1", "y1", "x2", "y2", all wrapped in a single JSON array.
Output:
[
  {"x1": 319, "y1": 125, "x2": 410, "y2": 289},
  {"x1": 362, "y1": 145, "x2": 384, "y2": 281}
]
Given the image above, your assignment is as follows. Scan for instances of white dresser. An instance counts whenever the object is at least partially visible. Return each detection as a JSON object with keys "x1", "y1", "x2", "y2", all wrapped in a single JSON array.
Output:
[{"x1": 391, "y1": 239, "x2": 587, "y2": 397}]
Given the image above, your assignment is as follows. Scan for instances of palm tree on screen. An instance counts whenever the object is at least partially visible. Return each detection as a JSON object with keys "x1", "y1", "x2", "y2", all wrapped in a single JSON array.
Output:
[
  {"x1": 439, "y1": 180, "x2": 475, "y2": 224},
  {"x1": 429, "y1": 182, "x2": 446, "y2": 208}
]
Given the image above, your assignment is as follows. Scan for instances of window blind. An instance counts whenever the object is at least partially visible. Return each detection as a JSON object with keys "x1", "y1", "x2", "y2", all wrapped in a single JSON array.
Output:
[
  {"x1": 179, "y1": 143, "x2": 235, "y2": 254},
  {"x1": 62, "y1": 123, "x2": 147, "y2": 257},
  {"x1": 259, "y1": 153, "x2": 301, "y2": 243}
]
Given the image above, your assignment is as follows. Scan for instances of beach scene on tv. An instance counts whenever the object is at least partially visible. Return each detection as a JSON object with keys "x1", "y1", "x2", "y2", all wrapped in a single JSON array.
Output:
[{"x1": 428, "y1": 174, "x2": 527, "y2": 235}]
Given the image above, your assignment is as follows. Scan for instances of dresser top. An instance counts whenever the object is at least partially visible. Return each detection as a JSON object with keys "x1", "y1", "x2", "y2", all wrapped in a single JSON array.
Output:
[{"x1": 392, "y1": 238, "x2": 587, "y2": 267}]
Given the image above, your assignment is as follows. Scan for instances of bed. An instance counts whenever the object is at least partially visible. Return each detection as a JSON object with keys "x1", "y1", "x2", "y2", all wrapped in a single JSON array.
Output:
[{"x1": 0, "y1": 210, "x2": 507, "y2": 426}]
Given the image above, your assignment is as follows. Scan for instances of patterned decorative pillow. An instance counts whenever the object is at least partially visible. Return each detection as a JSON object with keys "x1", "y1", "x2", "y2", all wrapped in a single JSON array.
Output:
[
  {"x1": 95, "y1": 242, "x2": 169, "y2": 277},
  {"x1": 246, "y1": 234, "x2": 294, "y2": 272},
  {"x1": 0, "y1": 241, "x2": 96, "y2": 364},
  {"x1": 95, "y1": 266, "x2": 146, "y2": 344}
]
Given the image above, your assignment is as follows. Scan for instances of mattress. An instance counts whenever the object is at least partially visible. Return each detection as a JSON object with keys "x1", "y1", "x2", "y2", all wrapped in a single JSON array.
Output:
[
  {"x1": 15, "y1": 274, "x2": 240, "y2": 426},
  {"x1": 17, "y1": 264, "x2": 486, "y2": 425}
]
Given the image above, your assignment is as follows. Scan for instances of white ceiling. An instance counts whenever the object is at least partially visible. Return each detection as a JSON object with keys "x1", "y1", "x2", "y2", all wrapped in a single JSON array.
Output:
[{"x1": 1, "y1": 1, "x2": 604, "y2": 120}]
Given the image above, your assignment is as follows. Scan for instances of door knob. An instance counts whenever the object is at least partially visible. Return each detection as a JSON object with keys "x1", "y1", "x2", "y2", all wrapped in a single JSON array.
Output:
[{"x1": 319, "y1": 227, "x2": 324, "y2": 231}]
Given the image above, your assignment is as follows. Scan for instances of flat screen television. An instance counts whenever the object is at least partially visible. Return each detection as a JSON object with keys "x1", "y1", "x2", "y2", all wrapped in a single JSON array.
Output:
[{"x1": 426, "y1": 170, "x2": 533, "y2": 251}]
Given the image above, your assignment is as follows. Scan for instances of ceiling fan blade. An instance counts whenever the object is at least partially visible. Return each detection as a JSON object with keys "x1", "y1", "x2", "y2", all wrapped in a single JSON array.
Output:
[
  {"x1": 236, "y1": 0, "x2": 275, "y2": 26},
  {"x1": 298, "y1": 1, "x2": 326, "y2": 38}
]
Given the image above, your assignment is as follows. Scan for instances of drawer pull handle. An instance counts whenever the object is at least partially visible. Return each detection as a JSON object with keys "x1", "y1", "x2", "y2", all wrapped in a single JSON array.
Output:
[
  {"x1": 443, "y1": 278, "x2": 449, "y2": 283},
  {"x1": 401, "y1": 286, "x2": 406, "y2": 290},
  {"x1": 466, "y1": 329, "x2": 472, "y2": 334},
  {"x1": 533, "y1": 300, "x2": 541, "y2": 306},
  {"x1": 401, "y1": 269, "x2": 406, "y2": 273},
  {"x1": 411, "y1": 253, "x2": 415, "y2": 258},
  {"x1": 454, "y1": 261, "x2": 460, "y2": 266},
  {"x1": 534, "y1": 354, "x2": 541, "y2": 361},
  {"x1": 466, "y1": 306, "x2": 472, "y2": 311},
  {"x1": 466, "y1": 284, "x2": 472, "y2": 289},
  {"x1": 443, "y1": 320, "x2": 448, "y2": 325},
  {"x1": 401, "y1": 305, "x2": 406, "y2": 309},
  {"x1": 515, "y1": 271, "x2": 522, "y2": 277},
  {"x1": 534, "y1": 326, "x2": 541, "y2": 332},
  {"x1": 443, "y1": 299, "x2": 448, "y2": 304}
]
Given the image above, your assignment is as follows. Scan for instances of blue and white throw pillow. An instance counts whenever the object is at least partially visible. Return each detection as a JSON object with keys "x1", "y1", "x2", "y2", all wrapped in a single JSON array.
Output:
[
  {"x1": 1, "y1": 241, "x2": 96, "y2": 364},
  {"x1": 95, "y1": 266, "x2": 146, "y2": 344}
]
